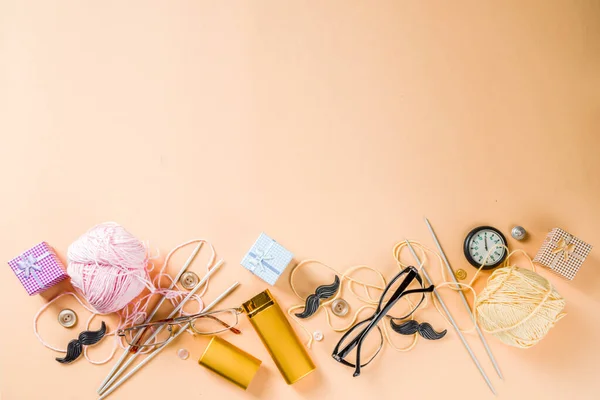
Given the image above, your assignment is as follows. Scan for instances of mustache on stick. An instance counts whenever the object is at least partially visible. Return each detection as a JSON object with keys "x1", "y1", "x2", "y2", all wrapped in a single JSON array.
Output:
[
  {"x1": 56, "y1": 321, "x2": 107, "y2": 364},
  {"x1": 390, "y1": 319, "x2": 447, "y2": 340},
  {"x1": 295, "y1": 276, "x2": 341, "y2": 319}
]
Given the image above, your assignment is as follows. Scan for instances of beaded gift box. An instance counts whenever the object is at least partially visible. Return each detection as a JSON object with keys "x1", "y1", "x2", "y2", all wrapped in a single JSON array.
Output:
[{"x1": 533, "y1": 228, "x2": 592, "y2": 280}]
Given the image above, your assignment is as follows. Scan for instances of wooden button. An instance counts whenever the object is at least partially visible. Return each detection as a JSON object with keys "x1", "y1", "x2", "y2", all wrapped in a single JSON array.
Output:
[
  {"x1": 331, "y1": 299, "x2": 349, "y2": 317},
  {"x1": 180, "y1": 271, "x2": 199, "y2": 290},
  {"x1": 58, "y1": 309, "x2": 77, "y2": 328}
]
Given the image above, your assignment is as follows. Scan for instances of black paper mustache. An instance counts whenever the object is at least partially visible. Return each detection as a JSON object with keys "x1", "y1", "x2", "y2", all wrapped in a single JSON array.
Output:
[
  {"x1": 55, "y1": 321, "x2": 107, "y2": 364},
  {"x1": 390, "y1": 319, "x2": 447, "y2": 340},
  {"x1": 295, "y1": 276, "x2": 341, "y2": 319}
]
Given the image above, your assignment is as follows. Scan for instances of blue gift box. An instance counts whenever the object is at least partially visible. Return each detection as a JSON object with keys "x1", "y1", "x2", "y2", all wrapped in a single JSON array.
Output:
[{"x1": 241, "y1": 233, "x2": 294, "y2": 285}]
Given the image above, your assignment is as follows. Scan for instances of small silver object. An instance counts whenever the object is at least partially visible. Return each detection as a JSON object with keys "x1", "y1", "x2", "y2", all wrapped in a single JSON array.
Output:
[
  {"x1": 313, "y1": 331, "x2": 324, "y2": 342},
  {"x1": 511, "y1": 226, "x2": 527, "y2": 241},
  {"x1": 180, "y1": 271, "x2": 199, "y2": 290},
  {"x1": 331, "y1": 299, "x2": 349, "y2": 317},
  {"x1": 58, "y1": 309, "x2": 77, "y2": 328}
]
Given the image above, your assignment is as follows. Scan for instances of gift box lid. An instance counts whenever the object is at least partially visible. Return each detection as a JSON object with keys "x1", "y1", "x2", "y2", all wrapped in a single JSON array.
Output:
[{"x1": 240, "y1": 233, "x2": 294, "y2": 285}]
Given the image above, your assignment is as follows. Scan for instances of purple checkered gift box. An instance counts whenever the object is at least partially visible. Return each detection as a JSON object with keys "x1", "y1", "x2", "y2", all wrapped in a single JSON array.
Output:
[{"x1": 8, "y1": 242, "x2": 68, "y2": 295}]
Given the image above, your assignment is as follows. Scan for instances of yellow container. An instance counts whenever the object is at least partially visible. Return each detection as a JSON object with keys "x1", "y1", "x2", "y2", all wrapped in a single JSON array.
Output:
[
  {"x1": 198, "y1": 336, "x2": 262, "y2": 390},
  {"x1": 242, "y1": 289, "x2": 316, "y2": 384}
]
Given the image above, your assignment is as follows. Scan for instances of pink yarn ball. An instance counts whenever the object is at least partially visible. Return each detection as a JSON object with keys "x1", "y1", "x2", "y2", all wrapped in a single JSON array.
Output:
[{"x1": 67, "y1": 223, "x2": 149, "y2": 314}]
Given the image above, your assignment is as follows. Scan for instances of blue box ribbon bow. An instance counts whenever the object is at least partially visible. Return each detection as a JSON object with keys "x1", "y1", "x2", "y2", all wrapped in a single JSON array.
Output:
[
  {"x1": 248, "y1": 242, "x2": 279, "y2": 275},
  {"x1": 241, "y1": 233, "x2": 293, "y2": 286}
]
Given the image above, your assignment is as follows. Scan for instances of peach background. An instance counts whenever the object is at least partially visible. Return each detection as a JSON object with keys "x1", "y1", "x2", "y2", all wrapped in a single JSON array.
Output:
[{"x1": 1, "y1": 1, "x2": 600, "y2": 399}]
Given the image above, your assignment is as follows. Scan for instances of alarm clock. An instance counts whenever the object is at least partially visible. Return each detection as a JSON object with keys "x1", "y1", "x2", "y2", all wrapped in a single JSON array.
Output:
[{"x1": 464, "y1": 226, "x2": 507, "y2": 270}]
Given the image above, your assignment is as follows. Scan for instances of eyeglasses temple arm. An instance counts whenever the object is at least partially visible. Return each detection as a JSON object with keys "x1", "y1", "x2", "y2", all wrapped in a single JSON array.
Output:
[
  {"x1": 353, "y1": 340, "x2": 363, "y2": 377},
  {"x1": 199, "y1": 314, "x2": 241, "y2": 335},
  {"x1": 335, "y1": 317, "x2": 374, "y2": 359}
]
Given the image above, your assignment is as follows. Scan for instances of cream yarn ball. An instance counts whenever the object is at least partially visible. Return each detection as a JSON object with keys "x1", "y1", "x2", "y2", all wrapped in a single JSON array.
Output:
[{"x1": 475, "y1": 266, "x2": 566, "y2": 348}]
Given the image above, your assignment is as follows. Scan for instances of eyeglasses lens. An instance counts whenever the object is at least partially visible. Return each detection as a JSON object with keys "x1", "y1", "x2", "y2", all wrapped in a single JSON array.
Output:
[
  {"x1": 191, "y1": 310, "x2": 238, "y2": 335},
  {"x1": 380, "y1": 272, "x2": 425, "y2": 319},
  {"x1": 336, "y1": 320, "x2": 383, "y2": 367},
  {"x1": 124, "y1": 325, "x2": 173, "y2": 348}
]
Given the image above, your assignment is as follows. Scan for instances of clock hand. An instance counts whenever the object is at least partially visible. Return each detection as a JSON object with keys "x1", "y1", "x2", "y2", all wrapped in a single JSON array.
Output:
[{"x1": 485, "y1": 236, "x2": 488, "y2": 252}]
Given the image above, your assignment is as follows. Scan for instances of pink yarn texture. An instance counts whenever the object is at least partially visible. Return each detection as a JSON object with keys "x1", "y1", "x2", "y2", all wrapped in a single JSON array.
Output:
[{"x1": 67, "y1": 222, "x2": 150, "y2": 314}]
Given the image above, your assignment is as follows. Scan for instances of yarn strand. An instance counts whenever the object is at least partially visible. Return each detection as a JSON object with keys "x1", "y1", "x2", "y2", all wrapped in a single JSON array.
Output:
[
  {"x1": 34, "y1": 233, "x2": 218, "y2": 364},
  {"x1": 396, "y1": 241, "x2": 566, "y2": 348},
  {"x1": 288, "y1": 240, "x2": 566, "y2": 352},
  {"x1": 288, "y1": 259, "x2": 424, "y2": 351}
]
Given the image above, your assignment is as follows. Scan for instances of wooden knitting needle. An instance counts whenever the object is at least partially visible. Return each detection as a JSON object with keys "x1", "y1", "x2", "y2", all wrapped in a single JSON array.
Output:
[
  {"x1": 98, "y1": 259, "x2": 224, "y2": 395},
  {"x1": 424, "y1": 218, "x2": 504, "y2": 380},
  {"x1": 98, "y1": 282, "x2": 240, "y2": 400},
  {"x1": 97, "y1": 241, "x2": 204, "y2": 393},
  {"x1": 405, "y1": 240, "x2": 496, "y2": 396}
]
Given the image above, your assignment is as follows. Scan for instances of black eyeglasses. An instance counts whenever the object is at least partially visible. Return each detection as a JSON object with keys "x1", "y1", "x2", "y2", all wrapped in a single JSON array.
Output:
[{"x1": 332, "y1": 266, "x2": 434, "y2": 377}]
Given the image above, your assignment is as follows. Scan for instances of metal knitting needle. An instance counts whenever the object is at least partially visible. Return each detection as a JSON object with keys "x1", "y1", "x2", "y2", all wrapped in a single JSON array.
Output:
[
  {"x1": 98, "y1": 282, "x2": 240, "y2": 400},
  {"x1": 97, "y1": 242, "x2": 204, "y2": 393},
  {"x1": 424, "y1": 218, "x2": 504, "y2": 380},
  {"x1": 99, "y1": 259, "x2": 224, "y2": 395},
  {"x1": 405, "y1": 240, "x2": 496, "y2": 396}
]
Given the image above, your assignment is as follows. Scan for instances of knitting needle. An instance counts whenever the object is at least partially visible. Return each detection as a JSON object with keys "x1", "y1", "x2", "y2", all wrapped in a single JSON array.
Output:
[
  {"x1": 424, "y1": 218, "x2": 504, "y2": 380},
  {"x1": 98, "y1": 259, "x2": 224, "y2": 395},
  {"x1": 99, "y1": 259, "x2": 223, "y2": 394},
  {"x1": 405, "y1": 240, "x2": 496, "y2": 396},
  {"x1": 97, "y1": 242, "x2": 204, "y2": 393},
  {"x1": 98, "y1": 282, "x2": 240, "y2": 400}
]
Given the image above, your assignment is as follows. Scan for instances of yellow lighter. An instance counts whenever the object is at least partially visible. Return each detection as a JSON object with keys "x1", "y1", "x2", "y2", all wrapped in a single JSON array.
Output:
[{"x1": 242, "y1": 289, "x2": 316, "y2": 384}]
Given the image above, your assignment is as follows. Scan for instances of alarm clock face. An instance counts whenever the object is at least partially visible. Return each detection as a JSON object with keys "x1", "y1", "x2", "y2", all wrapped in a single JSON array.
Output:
[{"x1": 464, "y1": 226, "x2": 507, "y2": 269}]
